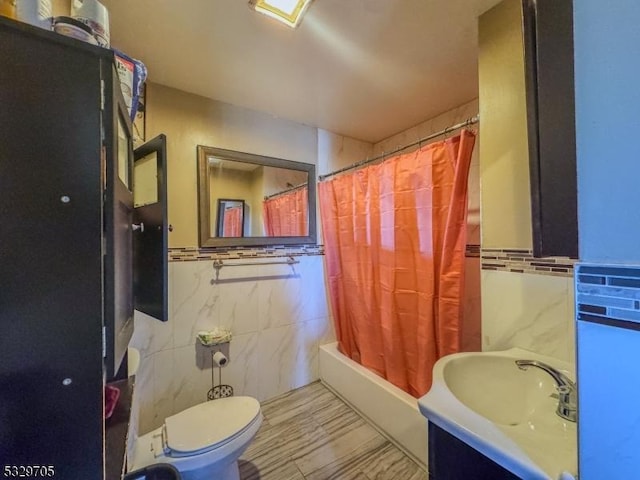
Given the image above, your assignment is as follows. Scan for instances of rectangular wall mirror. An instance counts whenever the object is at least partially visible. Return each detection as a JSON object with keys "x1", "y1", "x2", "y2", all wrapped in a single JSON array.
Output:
[{"x1": 197, "y1": 146, "x2": 316, "y2": 247}]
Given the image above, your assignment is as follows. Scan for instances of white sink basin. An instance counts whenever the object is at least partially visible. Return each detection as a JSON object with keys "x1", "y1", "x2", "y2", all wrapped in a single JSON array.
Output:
[{"x1": 418, "y1": 348, "x2": 577, "y2": 480}]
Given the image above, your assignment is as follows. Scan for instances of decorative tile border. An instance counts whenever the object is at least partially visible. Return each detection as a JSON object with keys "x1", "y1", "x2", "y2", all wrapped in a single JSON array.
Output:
[
  {"x1": 576, "y1": 264, "x2": 640, "y2": 329},
  {"x1": 169, "y1": 244, "x2": 324, "y2": 262},
  {"x1": 466, "y1": 244, "x2": 481, "y2": 258},
  {"x1": 172, "y1": 243, "x2": 480, "y2": 262},
  {"x1": 481, "y1": 248, "x2": 576, "y2": 277}
]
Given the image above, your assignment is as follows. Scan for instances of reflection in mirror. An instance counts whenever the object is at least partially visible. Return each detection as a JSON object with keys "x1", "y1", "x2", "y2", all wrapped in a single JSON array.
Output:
[
  {"x1": 197, "y1": 146, "x2": 316, "y2": 247},
  {"x1": 216, "y1": 199, "x2": 245, "y2": 237},
  {"x1": 263, "y1": 182, "x2": 308, "y2": 236},
  {"x1": 134, "y1": 151, "x2": 158, "y2": 207}
]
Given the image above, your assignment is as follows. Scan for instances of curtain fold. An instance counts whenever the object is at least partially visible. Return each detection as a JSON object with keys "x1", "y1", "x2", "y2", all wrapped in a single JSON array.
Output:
[
  {"x1": 263, "y1": 187, "x2": 308, "y2": 236},
  {"x1": 319, "y1": 130, "x2": 476, "y2": 397}
]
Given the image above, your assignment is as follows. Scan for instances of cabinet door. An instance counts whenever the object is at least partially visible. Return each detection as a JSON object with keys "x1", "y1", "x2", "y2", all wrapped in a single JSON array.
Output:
[
  {"x1": 428, "y1": 423, "x2": 520, "y2": 480},
  {"x1": 105, "y1": 96, "x2": 136, "y2": 382},
  {"x1": 133, "y1": 134, "x2": 168, "y2": 321}
]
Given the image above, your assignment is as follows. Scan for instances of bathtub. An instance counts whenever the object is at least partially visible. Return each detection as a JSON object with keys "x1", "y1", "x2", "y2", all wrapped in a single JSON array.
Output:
[{"x1": 319, "y1": 342, "x2": 428, "y2": 469}]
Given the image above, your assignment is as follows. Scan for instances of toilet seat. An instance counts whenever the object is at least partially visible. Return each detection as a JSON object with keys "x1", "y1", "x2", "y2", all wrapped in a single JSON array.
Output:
[{"x1": 163, "y1": 396, "x2": 261, "y2": 457}]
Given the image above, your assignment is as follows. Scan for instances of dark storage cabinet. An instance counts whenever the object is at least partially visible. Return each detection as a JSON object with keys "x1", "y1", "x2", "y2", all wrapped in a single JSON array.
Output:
[
  {"x1": 521, "y1": 0, "x2": 578, "y2": 259},
  {"x1": 0, "y1": 17, "x2": 166, "y2": 478},
  {"x1": 428, "y1": 423, "x2": 521, "y2": 480}
]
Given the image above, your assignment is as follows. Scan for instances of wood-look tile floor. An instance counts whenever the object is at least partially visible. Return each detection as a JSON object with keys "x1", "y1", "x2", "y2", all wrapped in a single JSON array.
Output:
[{"x1": 239, "y1": 381, "x2": 428, "y2": 480}]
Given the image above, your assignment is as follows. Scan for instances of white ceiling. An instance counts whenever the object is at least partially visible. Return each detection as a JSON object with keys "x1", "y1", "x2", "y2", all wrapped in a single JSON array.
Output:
[{"x1": 101, "y1": 0, "x2": 502, "y2": 143}]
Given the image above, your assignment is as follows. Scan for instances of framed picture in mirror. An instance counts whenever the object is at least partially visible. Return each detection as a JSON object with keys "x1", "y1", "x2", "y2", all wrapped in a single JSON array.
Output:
[{"x1": 216, "y1": 199, "x2": 246, "y2": 238}]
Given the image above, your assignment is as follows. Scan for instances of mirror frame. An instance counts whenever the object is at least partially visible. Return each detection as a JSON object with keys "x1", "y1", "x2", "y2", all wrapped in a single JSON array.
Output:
[{"x1": 197, "y1": 145, "x2": 317, "y2": 247}]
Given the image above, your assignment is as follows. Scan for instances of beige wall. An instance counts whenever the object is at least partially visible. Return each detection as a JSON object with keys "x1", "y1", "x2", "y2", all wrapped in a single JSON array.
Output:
[
  {"x1": 478, "y1": 0, "x2": 532, "y2": 249},
  {"x1": 145, "y1": 83, "x2": 318, "y2": 247}
]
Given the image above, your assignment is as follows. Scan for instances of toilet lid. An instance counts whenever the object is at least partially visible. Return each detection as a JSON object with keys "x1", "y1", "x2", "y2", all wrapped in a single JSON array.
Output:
[{"x1": 164, "y1": 396, "x2": 261, "y2": 454}]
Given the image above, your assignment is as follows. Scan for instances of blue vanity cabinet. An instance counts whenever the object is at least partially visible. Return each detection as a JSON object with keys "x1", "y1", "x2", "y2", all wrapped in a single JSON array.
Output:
[{"x1": 428, "y1": 423, "x2": 521, "y2": 480}]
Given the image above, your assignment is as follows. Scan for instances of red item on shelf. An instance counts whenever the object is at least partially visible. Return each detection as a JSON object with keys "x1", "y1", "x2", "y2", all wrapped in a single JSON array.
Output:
[{"x1": 104, "y1": 385, "x2": 121, "y2": 419}]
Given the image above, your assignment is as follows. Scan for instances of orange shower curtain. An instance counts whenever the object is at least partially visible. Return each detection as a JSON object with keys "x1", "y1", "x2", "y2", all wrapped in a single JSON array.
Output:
[
  {"x1": 319, "y1": 130, "x2": 476, "y2": 397},
  {"x1": 223, "y1": 206, "x2": 243, "y2": 237},
  {"x1": 263, "y1": 187, "x2": 308, "y2": 236}
]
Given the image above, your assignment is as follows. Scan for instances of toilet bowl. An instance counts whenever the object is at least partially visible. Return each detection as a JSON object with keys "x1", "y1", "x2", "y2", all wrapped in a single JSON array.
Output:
[{"x1": 130, "y1": 396, "x2": 263, "y2": 480}]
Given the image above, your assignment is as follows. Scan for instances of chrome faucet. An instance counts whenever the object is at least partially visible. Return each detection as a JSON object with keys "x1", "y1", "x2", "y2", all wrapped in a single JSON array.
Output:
[{"x1": 515, "y1": 360, "x2": 577, "y2": 423}]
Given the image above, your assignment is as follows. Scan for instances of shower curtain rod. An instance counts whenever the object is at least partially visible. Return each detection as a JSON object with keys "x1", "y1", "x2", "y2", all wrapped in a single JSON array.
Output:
[
  {"x1": 318, "y1": 115, "x2": 479, "y2": 181},
  {"x1": 264, "y1": 182, "x2": 308, "y2": 201}
]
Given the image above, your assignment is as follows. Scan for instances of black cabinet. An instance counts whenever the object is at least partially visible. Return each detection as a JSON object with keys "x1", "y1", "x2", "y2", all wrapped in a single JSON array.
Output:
[
  {"x1": 522, "y1": 0, "x2": 578, "y2": 259},
  {"x1": 0, "y1": 17, "x2": 166, "y2": 478},
  {"x1": 428, "y1": 423, "x2": 521, "y2": 480}
]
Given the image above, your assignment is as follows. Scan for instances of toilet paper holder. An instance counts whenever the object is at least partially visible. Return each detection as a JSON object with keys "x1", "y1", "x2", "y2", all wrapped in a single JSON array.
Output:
[
  {"x1": 207, "y1": 349, "x2": 233, "y2": 400},
  {"x1": 212, "y1": 350, "x2": 227, "y2": 367}
]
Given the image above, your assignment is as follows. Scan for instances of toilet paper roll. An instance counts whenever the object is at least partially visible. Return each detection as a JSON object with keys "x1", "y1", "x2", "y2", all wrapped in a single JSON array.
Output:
[{"x1": 212, "y1": 351, "x2": 228, "y2": 367}]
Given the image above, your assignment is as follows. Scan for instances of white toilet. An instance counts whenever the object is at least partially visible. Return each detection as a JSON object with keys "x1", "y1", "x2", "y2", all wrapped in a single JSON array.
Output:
[{"x1": 129, "y1": 396, "x2": 263, "y2": 480}]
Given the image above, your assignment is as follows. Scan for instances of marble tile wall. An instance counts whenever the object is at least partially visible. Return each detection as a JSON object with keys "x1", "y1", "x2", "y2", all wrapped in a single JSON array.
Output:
[
  {"x1": 130, "y1": 254, "x2": 335, "y2": 435},
  {"x1": 481, "y1": 269, "x2": 576, "y2": 364}
]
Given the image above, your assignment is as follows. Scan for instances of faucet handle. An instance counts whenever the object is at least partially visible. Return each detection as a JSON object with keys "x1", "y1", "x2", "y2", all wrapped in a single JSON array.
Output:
[{"x1": 557, "y1": 384, "x2": 577, "y2": 407}]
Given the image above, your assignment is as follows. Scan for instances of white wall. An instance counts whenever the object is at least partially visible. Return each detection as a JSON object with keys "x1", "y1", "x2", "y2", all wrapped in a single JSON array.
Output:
[
  {"x1": 574, "y1": 3, "x2": 640, "y2": 478},
  {"x1": 574, "y1": 2, "x2": 640, "y2": 263}
]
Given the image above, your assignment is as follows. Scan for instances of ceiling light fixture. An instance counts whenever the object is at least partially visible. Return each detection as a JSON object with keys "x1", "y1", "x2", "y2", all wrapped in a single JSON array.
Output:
[{"x1": 249, "y1": 0, "x2": 313, "y2": 28}]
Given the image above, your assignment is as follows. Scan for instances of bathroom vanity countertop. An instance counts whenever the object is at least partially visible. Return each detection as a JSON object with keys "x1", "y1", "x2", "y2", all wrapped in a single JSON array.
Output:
[
  {"x1": 105, "y1": 377, "x2": 135, "y2": 480},
  {"x1": 418, "y1": 348, "x2": 577, "y2": 480}
]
